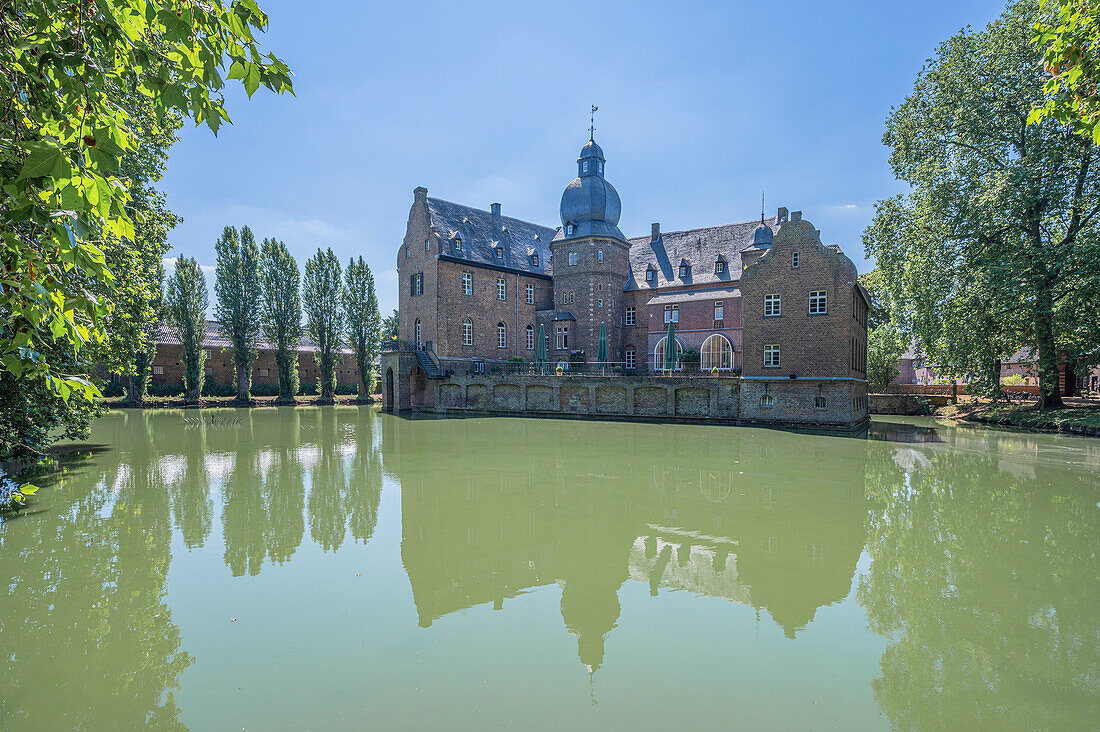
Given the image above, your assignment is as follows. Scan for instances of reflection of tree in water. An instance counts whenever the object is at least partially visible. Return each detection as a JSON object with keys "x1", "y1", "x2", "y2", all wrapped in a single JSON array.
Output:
[
  {"x1": 222, "y1": 411, "x2": 267, "y2": 576},
  {"x1": 308, "y1": 408, "x2": 348, "y2": 552},
  {"x1": 170, "y1": 414, "x2": 213, "y2": 549},
  {"x1": 858, "y1": 439, "x2": 1100, "y2": 729},
  {"x1": 347, "y1": 408, "x2": 382, "y2": 545},
  {"x1": 264, "y1": 407, "x2": 304, "y2": 565},
  {"x1": 0, "y1": 410, "x2": 192, "y2": 728}
]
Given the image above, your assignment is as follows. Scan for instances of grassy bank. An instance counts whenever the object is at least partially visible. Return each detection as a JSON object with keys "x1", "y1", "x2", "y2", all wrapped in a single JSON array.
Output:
[
  {"x1": 102, "y1": 393, "x2": 380, "y2": 409},
  {"x1": 940, "y1": 402, "x2": 1100, "y2": 437}
]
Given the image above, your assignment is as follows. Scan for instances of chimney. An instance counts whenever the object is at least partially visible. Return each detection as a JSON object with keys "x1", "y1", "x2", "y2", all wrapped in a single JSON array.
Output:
[
  {"x1": 490, "y1": 202, "x2": 502, "y2": 216},
  {"x1": 414, "y1": 186, "x2": 427, "y2": 203},
  {"x1": 791, "y1": 210, "x2": 802, "y2": 223},
  {"x1": 778, "y1": 207, "x2": 788, "y2": 224},
  {"x1": 651, "y1": 223, "x2": 661, "y2": 241}
]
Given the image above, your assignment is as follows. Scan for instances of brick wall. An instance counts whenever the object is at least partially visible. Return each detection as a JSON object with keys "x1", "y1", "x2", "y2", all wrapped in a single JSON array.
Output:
[
  {"x1": 150, "y1": 344, "x2": 360, "y2": 388},
  {"x1": 549, "y1": 236, "x2": 631, "y2": 361}
]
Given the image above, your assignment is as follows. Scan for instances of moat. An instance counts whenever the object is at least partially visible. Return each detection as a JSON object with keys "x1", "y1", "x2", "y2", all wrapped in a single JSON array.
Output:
[{"x1": 2, "y1": 408, "x2": 1097, "y2": 730}]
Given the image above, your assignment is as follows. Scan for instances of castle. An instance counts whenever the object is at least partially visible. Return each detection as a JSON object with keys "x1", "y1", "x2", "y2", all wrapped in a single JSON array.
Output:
[{"x1": 386, "y1": 135, "x2": 870, "y2": 426}]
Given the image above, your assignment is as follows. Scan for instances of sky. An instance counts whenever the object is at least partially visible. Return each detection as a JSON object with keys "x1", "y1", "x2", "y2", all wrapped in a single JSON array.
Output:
[{"x1": 160, "y1": 0, "x2": 1009, "y2": 316}]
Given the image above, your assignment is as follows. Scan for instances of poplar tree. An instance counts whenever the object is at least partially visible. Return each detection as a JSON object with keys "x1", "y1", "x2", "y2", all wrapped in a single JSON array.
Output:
[
  {"x1": 164, "y1": 257, "x2": 209, "y2": 403},
  {"x1": 214, "y1": 225, "x2": 263, "y2": 401},
  {"x1": 259, "y1": 238, "x2": 302, "y2": 403},
  {"x1": 303, "y1": 248, "x2": 344, "y2": 402},
  {"x1": 343, "y1": 257, "x2": 382, "y2": 399}
]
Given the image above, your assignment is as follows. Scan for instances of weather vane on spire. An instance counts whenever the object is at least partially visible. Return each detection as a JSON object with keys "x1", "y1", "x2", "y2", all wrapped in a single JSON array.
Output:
[
  {"x1": 761, "y1": 189, "x2": 766, "y2": 224},
  {"x1": 589, "y1": 105, "x2": 598, "y2": 141}
]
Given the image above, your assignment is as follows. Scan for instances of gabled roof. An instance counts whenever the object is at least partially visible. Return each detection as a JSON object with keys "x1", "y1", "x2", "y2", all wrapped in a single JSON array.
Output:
[
  {"x1": 154, "y1": 321, "x2": 351, "y2": 354},
  {"x1": 626, "y1": 217, "x2": 779, "y2": 290},
  {"x1": 427, "y1": 197, "x2": 557, "y2": 278}
]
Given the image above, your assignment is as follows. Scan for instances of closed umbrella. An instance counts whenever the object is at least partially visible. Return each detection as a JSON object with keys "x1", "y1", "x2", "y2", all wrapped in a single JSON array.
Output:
[
  {"x1": 536, "y1": 324, "x2": 547, "y2": 374},
  {"x1": 597, "y1": 322, "x2": 608, "y2": 372},
  {"x1": 664, "y1": 319, "x2": 676, "y2": 374}
]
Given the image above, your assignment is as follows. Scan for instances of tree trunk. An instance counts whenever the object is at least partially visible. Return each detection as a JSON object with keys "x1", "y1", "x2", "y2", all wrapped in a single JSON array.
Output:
[
  {"x1": 236, "y1": 359, "x2": 250, "y2": 402},
  {"x1": 1034, "y1": 283, "x2": 1064, "y2": 411},
  {"x1": 124, "y1": 374, "x2": 138, "y2": 405}
]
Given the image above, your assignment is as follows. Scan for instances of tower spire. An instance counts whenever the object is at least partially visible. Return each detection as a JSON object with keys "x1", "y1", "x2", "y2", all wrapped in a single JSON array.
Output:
[
  {"x1": 761, "y1": 189, "x2": 765, "y2": 225},
  {"x1": 589, "y1": 105, "x2": 598, "y2": 141}
]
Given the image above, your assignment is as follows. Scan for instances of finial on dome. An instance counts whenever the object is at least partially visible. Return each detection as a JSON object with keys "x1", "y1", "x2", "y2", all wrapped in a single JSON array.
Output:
[
  {"x1": 589, "y1": 105, "x2": 598, "y2": 141},
  {"x1": 753, "y1": 189, "x2": 773, "y2": 248}
]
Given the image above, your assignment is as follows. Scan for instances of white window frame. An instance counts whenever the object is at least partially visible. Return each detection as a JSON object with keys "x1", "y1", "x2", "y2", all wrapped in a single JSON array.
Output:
[
  {"x1": 764, "y1": 294, "x2": 781, "y2": 317},
  {"x1": 679, "y1": 265, "x2": 689, "y2": 278},
  {"x1": 646, "y1": 269, "x2": 655, "y2": 282},
  {"x1": 625, "y1": 306, "x2": 636, "y2": 326},
  {"x1": 497, "y1": 278, "x2": 506, "y2": 301},
  {"x1": 462, "y1": 320, "x2": 473, "y2": 346},
  {"x1": 809, "y1": 290, "x2": 827, "y2": 315},
  {"x1": 583, "y1": 161, "x2": 589, "y2": 173},
  {"x1": 764, "y1": 344, "x2": 781, "y2": 368},
  {"x1": 525, "y1": 326, "x2": 534, "y2": 350},
  {"x1": 565, "y1": 224, "x2": 574, "y2": 236},
  {"x1": 497, "y1": 323, "x2": 507, "y2": 349},
  {"x1": 701, "y1": 334, "x2": 734, "y2": 371},
  {"x1": 555, "y1": 325, "x2": 568, "y2": 350},
  {"x1": 654, "y1": 337, "x2": 683, "y2": 371},
  {"x1": 531, "y1": 253, "x2": 539, "y2": 266},
  {"x1": 153, "y1": 365, "x2": 165, "y2": 375},
  {"x1": 462, "y1": 272, "x2": 472, "y2": 296},
  {"x1": 625, "y1": 348, "x2": 635, "y2": 370},
  {"x1": 525, "y1": 283, "x2": 534, "y2": 304},
  {"x1": 715, "y1": 260, "x2": 725, "y2": 273},
  {"x1": 714, "y1": 301, "x2": 724, "y2": 321},
  {"x1": 494, "y1": 247, "x2": 503, "y2": 260},
  {"x1": 760, "y1": 394, "x2": 775, "y2": 408}
]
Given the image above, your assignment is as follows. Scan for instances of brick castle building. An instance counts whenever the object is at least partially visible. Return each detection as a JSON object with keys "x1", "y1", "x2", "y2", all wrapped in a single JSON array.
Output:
[{"x1": 390, "y1": 135, "x2": 869, "y2": 424}]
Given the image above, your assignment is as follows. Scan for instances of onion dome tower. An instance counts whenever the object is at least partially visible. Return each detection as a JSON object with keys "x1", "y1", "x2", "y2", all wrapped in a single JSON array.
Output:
[
  {"x1": 559, "y1": 139, "x2": 627, "y2": 242},
  {"x1": 752, "y1": 192, "x2": 773, "y2": 248}
]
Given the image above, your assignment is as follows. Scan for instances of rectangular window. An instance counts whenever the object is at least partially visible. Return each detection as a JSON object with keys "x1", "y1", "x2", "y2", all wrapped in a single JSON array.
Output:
[
  {"x1": 526, "y1": 283, "x2": 534, "y2": 304},
  {"x1": 597, "y1": 298, "x2": 603, "y2": 308},
  {"x1": 462, "y1": 272, "x2": 472, "y2": 296},
  {"x1": 526, "y1": 329, "x2": 535, "y2": 350},
  {"x1": 259, "y1": 368, "x2": 269, "y2": 377},
  {"x1": 679, "y1": 265, "x2": 689, "y2": 278},
  {"x1": 764, "y1": 294, "x2": 781, "y2": 317},
  {"x1": 764, "y1": 344, "x2": 781, "y2": 368},
  {"x1": 497, "y1": 325, "x2": 506, "y2": 348},
  {"x1": 463, "y1": 321, "x2": 473, "y2": 346},
  {"x1": 153, "y1": 365, "x2": 164, "y2": 375},
  {"x1": 569, "y1": 252, "x2": 578, "y2": 266},
  {"x1": 566, "y1": 224, "x2": 574, "y2": 236},
  {"x1": 625, "y1": 306, "x2": 636, "y2": 326},
  {"x1": 597, "y1": 249, "x2": 604, "y2": 263},
  {"x1": 411, "y1": 272, "x2": 423, "y2": 296},
  {"x1": 497, "y1": 278, "x2": 506, "y2": 300},
  {"x1": 714, "y1": 301, "x2": 724, "y2": 321},
  {"x1": 646, "y1": 269, "x2": 655, "y2": 282},
  {"x1": 809, "y1": 290, "x2": 827, "y2": 314},
  {"x1": 454, "y1": 239, "x2": 462, "y2": 253},
  {"x1": 494, "y1": 247, "x2": 503, "y2": 260},
  {"x1": 556, "y1": 325, "x2": 569, "y2": 349},
  {"x1": 532, "y1": 253, "x2": 539, "y2": 266},
  {"x1": 715, "y1": 260, "x2": 725, "y2": 273},
  {"x1": 625, "y1": 349, "x2": 635, "y2": 369},
  {"x1": 583, "y1": 161, "x2": 589, "y2": 173},
  {"x1": 792, "y1": 252, "x2": 800, "y2": 268}
]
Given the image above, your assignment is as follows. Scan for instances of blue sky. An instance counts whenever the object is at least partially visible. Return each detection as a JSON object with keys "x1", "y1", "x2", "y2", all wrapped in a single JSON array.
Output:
[{"x1": 161, "y1": 0, "x2": 1008, "y2": 315}]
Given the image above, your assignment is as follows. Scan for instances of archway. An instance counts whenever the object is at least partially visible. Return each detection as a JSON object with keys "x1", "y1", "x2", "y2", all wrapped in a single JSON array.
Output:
[
  {"x1": 385, "y1": 367, "x2": 395, "y2": 411},
  {"x1": 410, "y1": 365, "x2": 427, "y2": 408}
]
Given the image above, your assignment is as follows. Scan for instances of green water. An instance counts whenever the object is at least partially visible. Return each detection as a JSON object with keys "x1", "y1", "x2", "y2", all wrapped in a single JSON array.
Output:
[{"x1": 1, "y1": 408, "x2": 1098, "y2": 730}]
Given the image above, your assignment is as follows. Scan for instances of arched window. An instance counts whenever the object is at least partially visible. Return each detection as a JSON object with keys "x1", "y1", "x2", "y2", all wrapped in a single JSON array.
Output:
[
  {"x1": 525, "y1": 325, "x2": 534, "y2": 350},
  {"x1": 700, "y1": 334, "x2": 734, "y2": 371},
  {"x1": 462, "y1": 319, "x2": 473, "y2": 346},
  {"x1": 760, "y1": 394, "x2": 775, "y2": 407},
  {"x1": 654, "y1": 336, "x2": 683, "y2": 371},
  {"x1": 497, "y1": 322, "x2": 507, "y2": 349}
]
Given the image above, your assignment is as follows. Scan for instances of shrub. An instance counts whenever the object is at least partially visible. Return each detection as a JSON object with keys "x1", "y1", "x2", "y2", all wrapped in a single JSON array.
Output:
[
  {"x1": 101, "y1": 381, "x2": 125, "y2": 398},
  {"x1": 335, "y1": 382, "x2": 359, "y2": 395},
  {"x1": 1002, "y1": 374, "x2": 1025, "y2": 385},
  {"x1": 681, "y1": 347, "x2": 700, "y2": 365},
  {"x1": 250, "y1": 383, "x2": 280, "y2": 397},
  {"x1": 148, "y1": 383, "x2": 185, "y2": 397}
]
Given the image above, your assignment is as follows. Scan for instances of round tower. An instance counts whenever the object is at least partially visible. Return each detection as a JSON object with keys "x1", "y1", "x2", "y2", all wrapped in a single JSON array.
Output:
[{"x1": 550, "y1": 137, "x2": 631, "y2": 364}]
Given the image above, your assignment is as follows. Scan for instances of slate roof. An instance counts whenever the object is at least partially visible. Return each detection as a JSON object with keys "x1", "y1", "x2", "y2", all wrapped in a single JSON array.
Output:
[
  {"x1": 154, "y1": 320, "x2": 352, "y2": 354},
  {"x1": 626, "y1": 217, "x2": 780, "y2": 290},
  {"x1": 427, "y1": 197, "x2": 558, "y2": 278},
  {"x1": 646, "y1": 286, "x2": 741, "y2": 305}
]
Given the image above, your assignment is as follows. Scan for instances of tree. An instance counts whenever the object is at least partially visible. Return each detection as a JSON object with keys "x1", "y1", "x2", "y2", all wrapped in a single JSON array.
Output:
[
  {"x1": 0, "y1": 0, "x2": 292, "y2": 404},
  {"x1": 382, "y1": 309, "x2": 400, "y2": 347},
  {"x1": 1030, "y1": 0, "x2": 1100, "y2": 143},
  {"x1": 303, "y1": 248, "x2": 343, "y2": 402},
  {"x1": 164, "y1": 257, "x2": 208, "y2": 403},
  {"x1": 867, "y1": 326, "x2": 905, "y2": 393},
  {"x1": 259, "y1": 239, "x2": 301, "y2": 403},
  {"x1": 343, "y1": 257, "x2": 381, "y2": 399},
  {"x1": 863, "y1": 1, "x2": 1100, "y2": 409},
  {"x1": 214, "y1": 226, "x2": 263, "y2": 401}
]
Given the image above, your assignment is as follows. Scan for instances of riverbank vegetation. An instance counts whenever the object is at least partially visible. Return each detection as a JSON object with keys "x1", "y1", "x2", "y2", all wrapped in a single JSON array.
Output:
[{"x1": 941, "y1": 400, "x2": 1100, "y2": 437}]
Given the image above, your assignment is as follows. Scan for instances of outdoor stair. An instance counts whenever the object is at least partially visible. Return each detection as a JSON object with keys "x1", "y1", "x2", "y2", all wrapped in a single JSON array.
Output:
[{"x1": 416, "y1": 350, "x2": 445, "y2": 379}]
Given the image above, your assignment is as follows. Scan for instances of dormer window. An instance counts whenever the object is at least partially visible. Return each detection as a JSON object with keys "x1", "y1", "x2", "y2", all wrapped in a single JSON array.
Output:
[
  {"x1": 645, "y1": 268, "x2": 655, "y2": 283},
  {"x1": 531, "y1": 253, "x2": 539, "y2": 267},
  {"x1": 715, "y1": 260, "x2": 725, "y2": 274},
  {"x1": 494, "y1": 247, "x2": 503, "y2": 260},
  {"x1": 679, "y1": 264, "x2": 690, "y2": 278},
  {"x1": 565, "y1": 224, "x2": 574, "y2": 236}
]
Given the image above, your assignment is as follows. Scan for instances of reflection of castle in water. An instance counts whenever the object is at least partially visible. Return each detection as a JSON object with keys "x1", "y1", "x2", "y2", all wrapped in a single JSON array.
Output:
[{"x1": 384, "y1": 416, "x2": 868, "y2": 671}]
